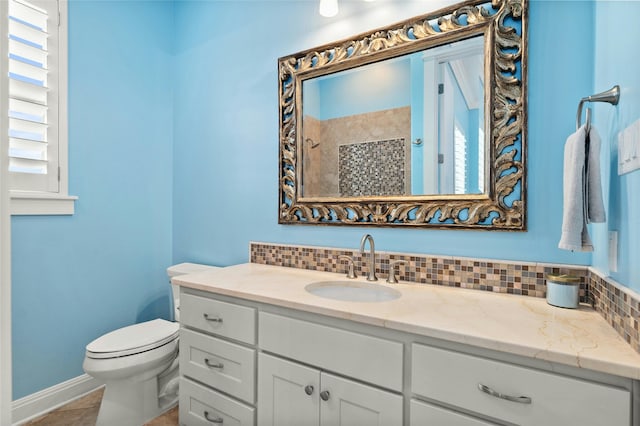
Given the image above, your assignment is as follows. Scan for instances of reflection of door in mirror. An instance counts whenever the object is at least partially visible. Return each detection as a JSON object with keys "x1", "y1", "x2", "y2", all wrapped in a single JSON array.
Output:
[{"x1": 419, "y1": 36, "x2": 484, "y2": 196}]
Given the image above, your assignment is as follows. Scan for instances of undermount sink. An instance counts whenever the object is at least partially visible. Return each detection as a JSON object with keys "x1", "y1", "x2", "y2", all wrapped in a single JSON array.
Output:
[{"x1": 305, "y1": 280, "x2": 401, "y2": 303}]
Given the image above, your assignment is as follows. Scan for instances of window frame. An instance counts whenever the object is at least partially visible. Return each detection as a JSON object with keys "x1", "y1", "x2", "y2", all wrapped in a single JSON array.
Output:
[{"x1": 6, "y1": 0, "x2": 76, "y2": 215}]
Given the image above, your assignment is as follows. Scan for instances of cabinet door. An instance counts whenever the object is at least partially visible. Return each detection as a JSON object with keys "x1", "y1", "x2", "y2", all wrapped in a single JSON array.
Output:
[
  {"x1": 320, "y1": 372, "x2": 403, "y2": 426},
  {"x1": 257, "y1": 353, "x2": 320, "y2": 426}
]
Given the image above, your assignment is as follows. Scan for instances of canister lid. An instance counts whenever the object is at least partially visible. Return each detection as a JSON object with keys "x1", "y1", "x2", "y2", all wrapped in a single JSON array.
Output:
[{"x1": 546, "y1": 274, "x2": 581, "y2": 284}]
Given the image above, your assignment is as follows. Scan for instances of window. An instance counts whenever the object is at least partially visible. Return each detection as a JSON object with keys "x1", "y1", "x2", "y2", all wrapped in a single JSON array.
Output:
[
  {"x1": 4, "y1": 0, "x2": 75, "y2": 215},
  {"x1": 453, "y1": 121, "x2": 467, "y2": 195}
]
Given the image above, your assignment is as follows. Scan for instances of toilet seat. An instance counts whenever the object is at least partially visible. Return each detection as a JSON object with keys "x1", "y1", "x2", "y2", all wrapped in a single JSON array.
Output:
[{"x1": 86, "y1": 319, "x2": 179, "y2": 359}]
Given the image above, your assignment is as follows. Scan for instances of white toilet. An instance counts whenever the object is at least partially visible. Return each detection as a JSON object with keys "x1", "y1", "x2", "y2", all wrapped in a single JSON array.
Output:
[{"x1": 83, "y1": 262, "x2": 218, "y2": 426}]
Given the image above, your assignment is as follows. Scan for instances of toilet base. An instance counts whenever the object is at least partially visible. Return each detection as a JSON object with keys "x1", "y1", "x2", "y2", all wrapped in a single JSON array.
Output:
[
  {"x1": 90, "y1": 350, "x2": 179, "y2": 426},
  {"x1": 96, "y1": 372, "x2": 178, "y2": 426}
]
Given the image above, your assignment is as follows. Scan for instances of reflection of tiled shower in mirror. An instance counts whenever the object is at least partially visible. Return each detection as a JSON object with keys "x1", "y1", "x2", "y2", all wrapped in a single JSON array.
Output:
[
  {"x1": 301, "y1": 106, "x2": 411, "y2": 198},
  {"x1": 339, "y1": 139, "x2": 407, "y2": 197}
]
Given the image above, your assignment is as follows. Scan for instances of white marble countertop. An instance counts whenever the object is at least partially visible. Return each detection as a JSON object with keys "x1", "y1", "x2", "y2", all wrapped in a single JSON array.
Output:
[{"x1": 173, "y1": 263, "x2": 640, "y2": 380}]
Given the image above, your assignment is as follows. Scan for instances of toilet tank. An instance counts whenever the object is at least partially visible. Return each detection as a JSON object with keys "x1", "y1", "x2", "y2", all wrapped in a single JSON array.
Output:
[{"x1": 166, "y1": 262, "x2": 220, "y2": 321}]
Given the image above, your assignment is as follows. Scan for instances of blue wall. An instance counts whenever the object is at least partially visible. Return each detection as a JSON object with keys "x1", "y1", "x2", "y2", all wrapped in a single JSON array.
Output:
[
  {"x1": 303, "y1": 79, "x2": 321, "y2": 120},
  {"x1": 11, "y1": 0, "x2": 174, "y2": 399},
  {"x1": 317, "y1": 58, "x2": 411, "y2": 120},
  {"x1": 172, "y1": 0, "x2": 595, "y2": 268},
  {"x1": 592, "y1": 1, "x2": 640, "y2": 292}
]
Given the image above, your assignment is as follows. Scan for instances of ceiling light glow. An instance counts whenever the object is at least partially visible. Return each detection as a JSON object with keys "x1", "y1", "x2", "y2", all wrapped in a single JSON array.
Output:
[{"x1": 319, "y1": 0, "x2": 339, "y2": 17}]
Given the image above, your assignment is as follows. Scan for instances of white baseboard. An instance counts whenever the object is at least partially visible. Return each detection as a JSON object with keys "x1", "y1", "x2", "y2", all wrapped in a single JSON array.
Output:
[{"x1": 11, "y1": 374, "x2": 103, "y2": 425}]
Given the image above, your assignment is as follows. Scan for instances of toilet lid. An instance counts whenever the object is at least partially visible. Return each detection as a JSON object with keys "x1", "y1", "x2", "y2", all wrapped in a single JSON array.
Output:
[{"x1": 86, "y1": 319, "x2": 179, "y2": 359}]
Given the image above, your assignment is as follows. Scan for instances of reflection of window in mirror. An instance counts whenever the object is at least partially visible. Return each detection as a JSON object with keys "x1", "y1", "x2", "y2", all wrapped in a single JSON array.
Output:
[
  {"x1": 453, "y1": 121, "x2": 468, "y2": 195},
  {"x1": 478, "y1": 127, "x2": 485, "y2": 193}
]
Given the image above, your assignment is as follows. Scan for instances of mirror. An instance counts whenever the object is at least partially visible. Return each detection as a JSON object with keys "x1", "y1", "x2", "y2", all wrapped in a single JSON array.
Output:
[
  {"x1": 301, "y1": 36, "x2": 485, "y2": 198},
  {"x1": 279, "y1": 0, "x2": 527, "y2": 229}
]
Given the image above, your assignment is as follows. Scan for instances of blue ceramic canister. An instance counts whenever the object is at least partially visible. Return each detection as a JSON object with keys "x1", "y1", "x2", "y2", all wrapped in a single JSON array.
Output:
[{"x1": 546, "y1": 274, "x2": 581, "y2": 309}]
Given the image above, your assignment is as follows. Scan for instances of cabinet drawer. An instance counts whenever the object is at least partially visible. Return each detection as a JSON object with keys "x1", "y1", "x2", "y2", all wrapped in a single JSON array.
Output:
[
  {"x1": 181, "y1": 293, "x2": 256, "y2": 344},
  {"x1": 180, "y1": 328, "x2": 255, "y2": 404},
  {"x1": 180, "y1": 377, "x2": 255, "y2": 426},
  {"x1": 410, "y1": 399, "x2": 497, "y2": 426},
  {"x1": 259, "y1": 312, "x2": 403, "y2": 392},
  {"x1": 411, "y1": 343, "x2": 631, "y2": 426}
]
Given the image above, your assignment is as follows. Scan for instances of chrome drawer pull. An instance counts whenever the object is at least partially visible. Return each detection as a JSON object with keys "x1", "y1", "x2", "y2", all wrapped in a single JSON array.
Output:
[
  {"x1": 304, "y1": 385, "x2": 314, "y2": 395},
  {"x1": 203, "y1": 313, "x2": 223, "y2": 323},
  {"x1": 320, "y1": 390, "x2": 330, "y2": 401},
  {"x1": 478, "y1": 384, "x2": 532, "y2": 404},
  {"x1": 204, "y1": 358, "x2": 224, "y2": 369},
  {"x1": 204, "y1": 411, "x2": 223, "y2": 423}
]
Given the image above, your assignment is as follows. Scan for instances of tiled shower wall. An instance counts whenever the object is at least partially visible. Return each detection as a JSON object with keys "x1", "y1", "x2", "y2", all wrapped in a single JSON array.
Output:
[
  {"x1": 250, "y1": 242, "x2": 640, "y2": 355},
  {"x1": 339, "y1": 138, "x2": 406, "y2": 197},
  {"x1": 300, "y1": 107, "x2": 411, "y2": 198}
]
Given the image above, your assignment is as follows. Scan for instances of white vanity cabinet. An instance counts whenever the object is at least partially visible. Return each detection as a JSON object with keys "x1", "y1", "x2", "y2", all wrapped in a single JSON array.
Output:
[
  {"x1": 258, "y1": 353, "x2": 403, "y2": 426},
  {"x1": 177, "y1": 285, "x2": 638, "y2": 426}
]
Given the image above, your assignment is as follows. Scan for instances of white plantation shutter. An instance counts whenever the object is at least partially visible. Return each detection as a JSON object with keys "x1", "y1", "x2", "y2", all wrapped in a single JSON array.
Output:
[
  {"x1": 7, "y1": 0, "x2": 59, "y2": 193},
  {"x1": 478, "y1": 127, "x2": 485, "y2": 193},
  {"x1": 453, "y1": 122, "x2": 467, "y2": 195}
]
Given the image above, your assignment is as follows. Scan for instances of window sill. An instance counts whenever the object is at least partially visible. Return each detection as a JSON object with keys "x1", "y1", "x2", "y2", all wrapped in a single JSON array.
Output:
[{"x1": 10, "y1": 192, "x2": 78, "y2": 216}]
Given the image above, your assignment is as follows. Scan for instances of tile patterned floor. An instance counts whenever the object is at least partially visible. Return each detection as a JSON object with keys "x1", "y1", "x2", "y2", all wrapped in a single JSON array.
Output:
[{"x1": 23, "y1": 388, "x2": 179, "y2": 426}]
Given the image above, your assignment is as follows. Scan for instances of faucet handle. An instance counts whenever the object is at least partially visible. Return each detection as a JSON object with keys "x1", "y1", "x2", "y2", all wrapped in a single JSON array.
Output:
[
  {"x1": 338, "y1": 255, "x2": 357, "y2": 279},
  {"x1": 386, "y1": 260, "x2": 407, "y2": 284}
]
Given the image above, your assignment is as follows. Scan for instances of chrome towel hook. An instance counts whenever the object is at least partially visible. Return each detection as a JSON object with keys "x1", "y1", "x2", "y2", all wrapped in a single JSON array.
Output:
[{"x1": 576, "y1": 85, "x2": 620, "y2": 132}]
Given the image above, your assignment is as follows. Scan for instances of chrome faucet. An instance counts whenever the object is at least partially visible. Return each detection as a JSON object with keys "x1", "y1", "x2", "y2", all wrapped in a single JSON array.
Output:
[{"x1": 359, "y1": 234, "x2": 378, "y2": 282}]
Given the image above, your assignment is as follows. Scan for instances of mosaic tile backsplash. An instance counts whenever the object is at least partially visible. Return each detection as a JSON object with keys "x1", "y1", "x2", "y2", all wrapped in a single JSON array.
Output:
[
  {"x1": 590, "y1": 271, "x2": 640, "y2": 354},
  {"x1": 250, "y1": 242, "x2": 640, "y2": 355},
  {"x1": 249, "y1": 242, "x2": 589, "y2": 300}
]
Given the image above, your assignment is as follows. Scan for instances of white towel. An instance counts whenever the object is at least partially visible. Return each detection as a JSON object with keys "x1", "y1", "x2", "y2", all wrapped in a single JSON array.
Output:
[
  {"x1": 586, "y1": 127, "x2": 606, "y2": 223},
  {"x1": 558, "y1": 125, "x2": 606, "y2": 252}
]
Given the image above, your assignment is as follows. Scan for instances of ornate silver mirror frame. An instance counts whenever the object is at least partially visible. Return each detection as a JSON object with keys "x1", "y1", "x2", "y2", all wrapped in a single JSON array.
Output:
[{"x1": 278, "y1": 0, "x2": 527, "y2": 230}]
